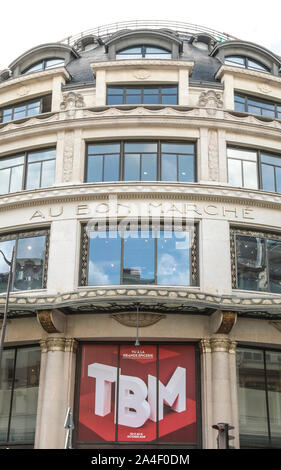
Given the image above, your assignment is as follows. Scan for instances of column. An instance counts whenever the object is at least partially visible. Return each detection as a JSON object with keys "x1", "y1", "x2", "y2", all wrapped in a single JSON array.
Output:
[{"x1": 35, "y1": 337, "x2": 77, "y2": 449}]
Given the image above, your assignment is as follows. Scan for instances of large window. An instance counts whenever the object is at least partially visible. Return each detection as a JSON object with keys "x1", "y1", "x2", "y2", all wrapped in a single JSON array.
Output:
[
  {"x1": 0, "y1": 345, "x2": 41, "y2": 446},
  {"x1": 225, "y1": 56, "x2": 269, "y2": 73},
  {"x1": 0, "y1": 95, "x2": 52, "y2": 123},
  {"x1": 0, "y1": 229, "x2": 49, "y2": 293},
  {"x1": 0, "y1": 148, "x2": 56, "y2": 195},
  {"x1": 234, "y1": 93, "x2": 281, "y2": 119},
  {"x1": 81, "y1": 225, "x2": 197, "y2": 287},
  {"x1": 76, "y1": 343, "x2": 199, "y2": 447},
  {"x1": 227, "y1": 147, "x2": 281, "y2": 194},
  {"x1": 86, "y1": 141, "x2": 195, "y2": 183},
  {"x1": 22, "y1": 58, "x2": 65, "y2": 74},
  {"x1": 116, "y1": 45, "x2": 171, "y2": 60},
  {"x1": 107, "y1": 86, "x2": 178, "y2": 106},
  {"x1": 237, "y1": 346, "x2": 281, "y2": 448},
  {"x1": 230, "y1": 228, "x2": 281, "y2": 293}
]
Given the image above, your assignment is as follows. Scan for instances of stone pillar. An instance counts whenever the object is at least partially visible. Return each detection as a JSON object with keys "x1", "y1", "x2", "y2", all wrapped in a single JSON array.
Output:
[
  {"x1": 222, "y1": 73, "x2": 234, "y2": 110},
  {"x1": 200, "y1": 336, "x2": 239, "y2": 448},
  {"x1": 35, "y1": 337, "x2": 78, "y2": 449}
]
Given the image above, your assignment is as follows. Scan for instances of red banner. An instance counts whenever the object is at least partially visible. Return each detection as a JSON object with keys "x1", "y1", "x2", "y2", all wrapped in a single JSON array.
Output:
[{"x1": 77, "y1": 344, "x2": 197, "y2": 443}]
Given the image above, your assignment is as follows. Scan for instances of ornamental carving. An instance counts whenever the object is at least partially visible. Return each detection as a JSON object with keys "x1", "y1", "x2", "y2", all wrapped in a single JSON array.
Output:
[
  {"x1": 37, "y1": 309, "x2": 66, "y2": 333},
  {"x1": 40, "y1": 337, "x2": 78, "y2": 353},
  {"x1": 210, "y1": 310, "x2": 237, "y2": 334},
  {"x1": 63, "y1": 132, "x2": 74, "y2": 183},
  {"x1": 257, "y1": 83, "x2": 272, "y2": 94},
  {"x1": 17, "y1": 86, "x2": 30, "y2": 96},
  {"x1": 198, "y1": 90, "x2": 223, "y2": 115},
  {"x1": 111, "y1": 312, "x2": 166, "y2": 327},
  {"x1": 60, "y1": 91, "x2": 85, "y2": 118},
  {"x1": 133, "y1": 69, "x2": 151, "y2": 80},
  {"x1": 208, "y1": 130, "x2": 219, "y2": 181}
]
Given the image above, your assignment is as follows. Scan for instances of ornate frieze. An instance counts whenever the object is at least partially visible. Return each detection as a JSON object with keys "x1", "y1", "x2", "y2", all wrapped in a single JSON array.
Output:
[{"x1": 111, "y1": 312, "x2": 166, "y2": 327}]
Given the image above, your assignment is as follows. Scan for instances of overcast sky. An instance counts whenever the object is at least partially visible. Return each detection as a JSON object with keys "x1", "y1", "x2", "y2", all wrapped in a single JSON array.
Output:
[{"x1": 1, "y1": 0, "x2": 281, "y2": 69}]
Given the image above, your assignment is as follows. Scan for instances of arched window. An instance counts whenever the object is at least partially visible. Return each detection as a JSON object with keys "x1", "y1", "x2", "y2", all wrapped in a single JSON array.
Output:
[
  {"x1": 23, "y1": 58, "x2": 65, "y2": 74},
  {"x1": 224, "y1": 55, "x2": 269, "y2": 73},
  {"x1": 116, "y1": 45, "x2": 171, "y2": 60}
]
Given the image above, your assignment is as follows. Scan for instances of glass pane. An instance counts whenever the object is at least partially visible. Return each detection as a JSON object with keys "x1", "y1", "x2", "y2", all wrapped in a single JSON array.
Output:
[
  {"x1": 236, "y1": 236, "x2": 267, "y2": 291},
  {"x1": 10, "y1": 165, "x2": 23, "y2": 193},
  {"x1": 41, "y1": 159, "x2": 55, "y2": 188},
  {"x1": 124, "y1": 142, "x2": 157, "y2": 153},
  {"x1": 14, "y1": 235, "x2": 46, "y2": 291},
  {"x1": 125, "y1": 94, "x2": 142, "y2": 105},
  {"x1": 87, "y1": 155, "x2": 103, "y2": 182},
  {"x1": 178, "y1": 154, "x2": 194, "y2": 182},
  {"x1": 14, "y1": 106, "x2": 26, "y2": 119},
  {"x1": 9, "y1": 347, "x2": 41, "y2": 442},
  {"x1": 225, "y1": 56, "x2": 245, "y2": 66},
  {"x1": 88, "y1": 231, "x2": 121, "y2": 285},
  {"x1": 126, "y1": 88, "x2": 142, "y2": 95},
  {"x1": 107, "y1": 87, "x2": 123, "y2": 95},
  {"x1": 0, "y1": 168, "x2": 10, "y2": 194},
  {"x1": 88, "y1": 143, "x2": 120, "y2": 155},
  {"x1": 276, "y1": 167, "x2": 281, "y2": 193},
  {"x1": 227, "y1": 148, "x2": 257, "y2": 161},
  {"x1": 243, "y1": 161, "x2": 258, "y2": 189},
  {"x1": 2, "y1": 108, "x2": 13, "y2": 122},
  {"x1": 266, "y1": 350, "x2": 281, "y2": 444},
  {"x1": 103, "y1": 154, "x2": 119, "y2": 182},
  {"x1": 143, "y1": 94, "x2": 158, "y2": 105},
  {"x1": 228, "y1": 159, "x2": 242, "y2": 187},
  {"x1": 157, "y1": 231, "x2": 190, "y2": 285},
  {"x1": 45, "y1": 59, "x2": 64, "y2": 69},
  {"x1": 162, "y1": 87, "x2": 177, "y2": 94},
  {"x1": 162, "y1": 143, "x2": 194, "y2": 154},
  {"x1": 261, "y1": 153, "x2": 281, "y2": 167},
  {"x1": 0, "y1": 239, "x2": 15, "y2": 293},
  {"x1": 234, "y1": 101, "x2": 246, "y2": 112},
  {"x1": 248, "y1": 105, "x2": 263, "y2": 115},
  {"x1": 25, "y1": 162, "x2": 41, "y2": 190},
  {"x1": 248, "y1": 60, "x2": 268, "y2": 72},
  {"x1": 161, "y1": 154, "x2": 177, "y2": 181},
  {"x1": 123, "y1": 230, "x2": 155, "y2": 284},
  {"x1": 267, "y1": 239, "x2": 281, "y2": 293},
  {"x1": 161, "y1": 94, "x2": 178, "y2": 105},
  {"x1": 118, "y1": 47, "x2": 142, "y2": 54},
  {"x1": 116, "y1": 54, "x2": 142, "y2": 60},
  {"x1": 145, "y1": 47, "x2": 169, "y2": 54},
  {"x1": 107, "y1": 95, "x2": 123, "y2": 105},
  {"x1": 141, "y1": 153, "x2": 157, "y2": 181},
  {"x1": 261, "y1": 164, "x2": 275, "y2": 192},
  {"x1": 27, "y1": 102, "x2": 40, "y2": 116},
  {"x1": 143, "y1": 88, "x2": 158, "y2": 94},
  {"x1": 235, "y1": 95, "x2": 245, "y2": 104},
  {"x1": 237, "y1": 348, "x2": 269, "y2": 446},
  {"x1": 24, "y1": 62, "x2": 43, "y2": 74},
  {"x1": 0, "y1": 349, "x2": 15, "y2": 442},
  {"x1": 124, "y1": 154, "x2": 140, "y2": 181},
  {"x1": 28, "y1": 149, "x2": 56, "y2": 163},
  {"x1": 0, "y1": 155, "x2": 24, "y2": 170}
]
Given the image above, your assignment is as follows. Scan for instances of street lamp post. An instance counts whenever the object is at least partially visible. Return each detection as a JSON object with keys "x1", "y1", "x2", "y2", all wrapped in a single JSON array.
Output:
[{"x1": 0, "y1": 247, "x2": 15, "y2": 371}]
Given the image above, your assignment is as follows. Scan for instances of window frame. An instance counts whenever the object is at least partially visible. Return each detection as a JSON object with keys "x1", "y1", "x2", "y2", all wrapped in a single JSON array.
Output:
[
  {"x1": 22, "y1": 58, "x2": 65, "y2": 75},
  {"x1": 230, "y1": 227, "x2": 281, "y2": 293},
  {"x1": 0, "y1": 228, "x2": 50, "y2": 293},
  {"x1": 0, "y1": 343, "x2": 41, "y2": 448},
  {"x1": 116, "y1": 44, "x2": 172, "y2": 59},
  {"x1": 234, "y1": 93, "x2": 281, "y2": 119},
  {"x1": 225, "y1": 55, "x2": 269, "y2": 73},
  {"x1": 0, "y1": 147, "x2": 56, "y2": 196},
  {"x1": 106, "y1": 85, "x2": 178, "y2": 106},
  {"x1": 80, "y1": 222, "x2": 198, "y2": 288},
  {"x1": 0, "y1": 95, "x2": 52, "y2": 123},
  {"x1": 85, "y1": 140, "x2": 197, "y2": 184},
  {"x1": 227, "y1": 146, "x2": 281, "y2": 194},
  {"x1": 237, "y1": 344, "x2": 281, "y2": 449}
]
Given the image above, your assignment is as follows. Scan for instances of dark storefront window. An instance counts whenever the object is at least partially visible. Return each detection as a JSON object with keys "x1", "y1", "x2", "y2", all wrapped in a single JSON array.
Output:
[
  {"x1": 0, "y1": 230, "x2": 49, "y2": 293},
  {"x1": 81, "y1": 225, "x2": 197, "y2": 287},
  {"x1": 231, "y1": 229, "x2": 281, "y2": 293},
  {"x1": 76, "y1": 343, "x2": 199, "y2": 447},
  {"x1": 86, "y1": 141, "x2": 196, "y2": 183},
  {"x1": 237, "y1": 347, "x2": 281, "y2": 448},
  {"x1": 0, "y1": 345, "x2": 41, "y2": 446}
]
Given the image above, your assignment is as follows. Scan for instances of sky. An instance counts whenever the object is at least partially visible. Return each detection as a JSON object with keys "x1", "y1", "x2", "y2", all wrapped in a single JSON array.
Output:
[{"x1": 1, "y1": 0, "x2": 281, "y2": 69}]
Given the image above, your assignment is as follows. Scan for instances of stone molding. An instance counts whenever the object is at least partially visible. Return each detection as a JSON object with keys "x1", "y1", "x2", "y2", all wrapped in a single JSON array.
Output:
[
  {"x1": 90, "y1": 59, "x2": 194, "y2": 71},
  {"x1": 111, "y1": 312, "x2": 166, "y2": 327},
  {"x1": 200, "y1": 337, "x2": 237, "y2": 354},
  {"x1": 0, "y1": 67, "x2": 69, "y2": 92},
  {"x1": 40, "y1": 337, "x2": 77, "y2": 353},
  {"x1": 216, "y1": 64, "x2": 281, "y2": 86}
]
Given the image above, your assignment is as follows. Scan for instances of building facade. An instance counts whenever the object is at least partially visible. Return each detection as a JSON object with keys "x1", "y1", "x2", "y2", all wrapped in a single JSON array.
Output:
[{"x1": 0, "y1": 20, "x2": 281, "y2": 449}]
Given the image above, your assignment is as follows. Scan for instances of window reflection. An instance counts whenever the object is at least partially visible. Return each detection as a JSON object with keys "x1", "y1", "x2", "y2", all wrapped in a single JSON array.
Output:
[
  {"x1": 107, "y1": 86, "x2": 178, "y2": 105},
  {"x1": 123, "y1": 230, "x2": 155, "y2": 284},
  {"x1": 116, "y1": 45, "x2": 171, "y2": 59},
  {"x1": 157, "y1": 231, "x2": 190, "y2": 285}
]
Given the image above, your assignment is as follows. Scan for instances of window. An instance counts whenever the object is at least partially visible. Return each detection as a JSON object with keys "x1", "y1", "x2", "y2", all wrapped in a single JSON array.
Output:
[
  {"x1": 0, "y1": 95, "x2": 52, "y2": 123},
  {"x1": 86, "y1": 141, "x2": 195, "y2": 183},
  {"x1": 76, "y1": 343, "x2": 199, "y2": 447},
  {"x1": 107, "y1": 86, "x2": 178, "y2": 105},
  {"x1": 225, "y1": 56, "x2": 269, "y2": 72},
  {"x1": 81, "y1": 225, "x2": 197, "y2": 287},
  {"x1": 0, "y1": 345, "x2": 41, "y2": 446},
  {"x1": 116, "y1": 45, "x2": 171, "y2": 60},
  {"x1": 23, "y1": 58, "x2": 65, "y2": 74},
  {"x1": 227, "y1": 147, "x2": 281, "y2": 194},
  {"x1": 234, "y1": 94, "x2": 281, "y2": 119},
  {"x1": 0, "y1": 229, "x2": 49, "y2": 293},
  {"x1": 230, "y1": 228, "x2": 281, "y2": 293},
  {"x1": 0, "y1": 148, "x2": 56, "y2": 195},
  {"x1": 237, "y1": 346, "x2": 281, "y2": 448}
]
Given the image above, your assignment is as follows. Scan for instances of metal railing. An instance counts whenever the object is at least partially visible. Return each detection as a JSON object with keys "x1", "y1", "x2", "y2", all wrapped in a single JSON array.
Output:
[{"x1": 60, "y1": 20, "x2": 237, "y2": 47}]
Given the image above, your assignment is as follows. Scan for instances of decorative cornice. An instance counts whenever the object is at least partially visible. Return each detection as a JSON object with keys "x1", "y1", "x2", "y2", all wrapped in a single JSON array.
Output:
[
  {"x1": 215, "y1": 65, "x2": 281, "y2": 86},
  {"x1": 90, "y1": 59, "x2": 194, "y2": 72},
  {"x1": 111, "y1": 312, "x2": 166, "y2": 327},
  {"x1": 40, "y1": 337, "x2": 77, "y2": 353},
  {"x1": 0, "y1": 67, "x2": 69, "y2": 92}
]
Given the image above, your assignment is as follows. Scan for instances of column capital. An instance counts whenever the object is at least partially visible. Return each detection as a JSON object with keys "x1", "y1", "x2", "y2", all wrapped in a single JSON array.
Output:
[
  {"x1": 210, "y1": 336, "x2": 237, "y2": 354},
  {"x1": 40, "y1": 337, "x2": 78, "y2": 354},
  {"x1": 199, "y1": 338, "x2": 212, "y2": 354}
]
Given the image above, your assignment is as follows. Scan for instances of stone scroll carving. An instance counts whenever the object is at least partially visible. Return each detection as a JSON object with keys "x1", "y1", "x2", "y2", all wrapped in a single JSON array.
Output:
[
  {"x1": 198, "y1": 90, "x2": 223, "y2": 116},
  {"x1": 208, "y1": 130, "x2": 219, "y2": 181},
  {"x1": 63, "y1": 132, "x2": 74, "y2": 183},
  {"x1": 60, "y1": 91, "x2": 85, "y2": 118}
]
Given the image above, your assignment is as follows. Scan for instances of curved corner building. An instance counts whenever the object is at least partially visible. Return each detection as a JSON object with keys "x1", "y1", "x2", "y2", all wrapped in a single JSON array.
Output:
[{"x1": 0, "y1": 20, "x2": 281, "y2": 449}]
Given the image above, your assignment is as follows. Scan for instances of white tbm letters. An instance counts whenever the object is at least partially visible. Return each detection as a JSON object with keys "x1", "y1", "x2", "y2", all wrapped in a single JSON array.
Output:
[{"x1": 88, "y1": 363, "x2": 187, "y2": 427}]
